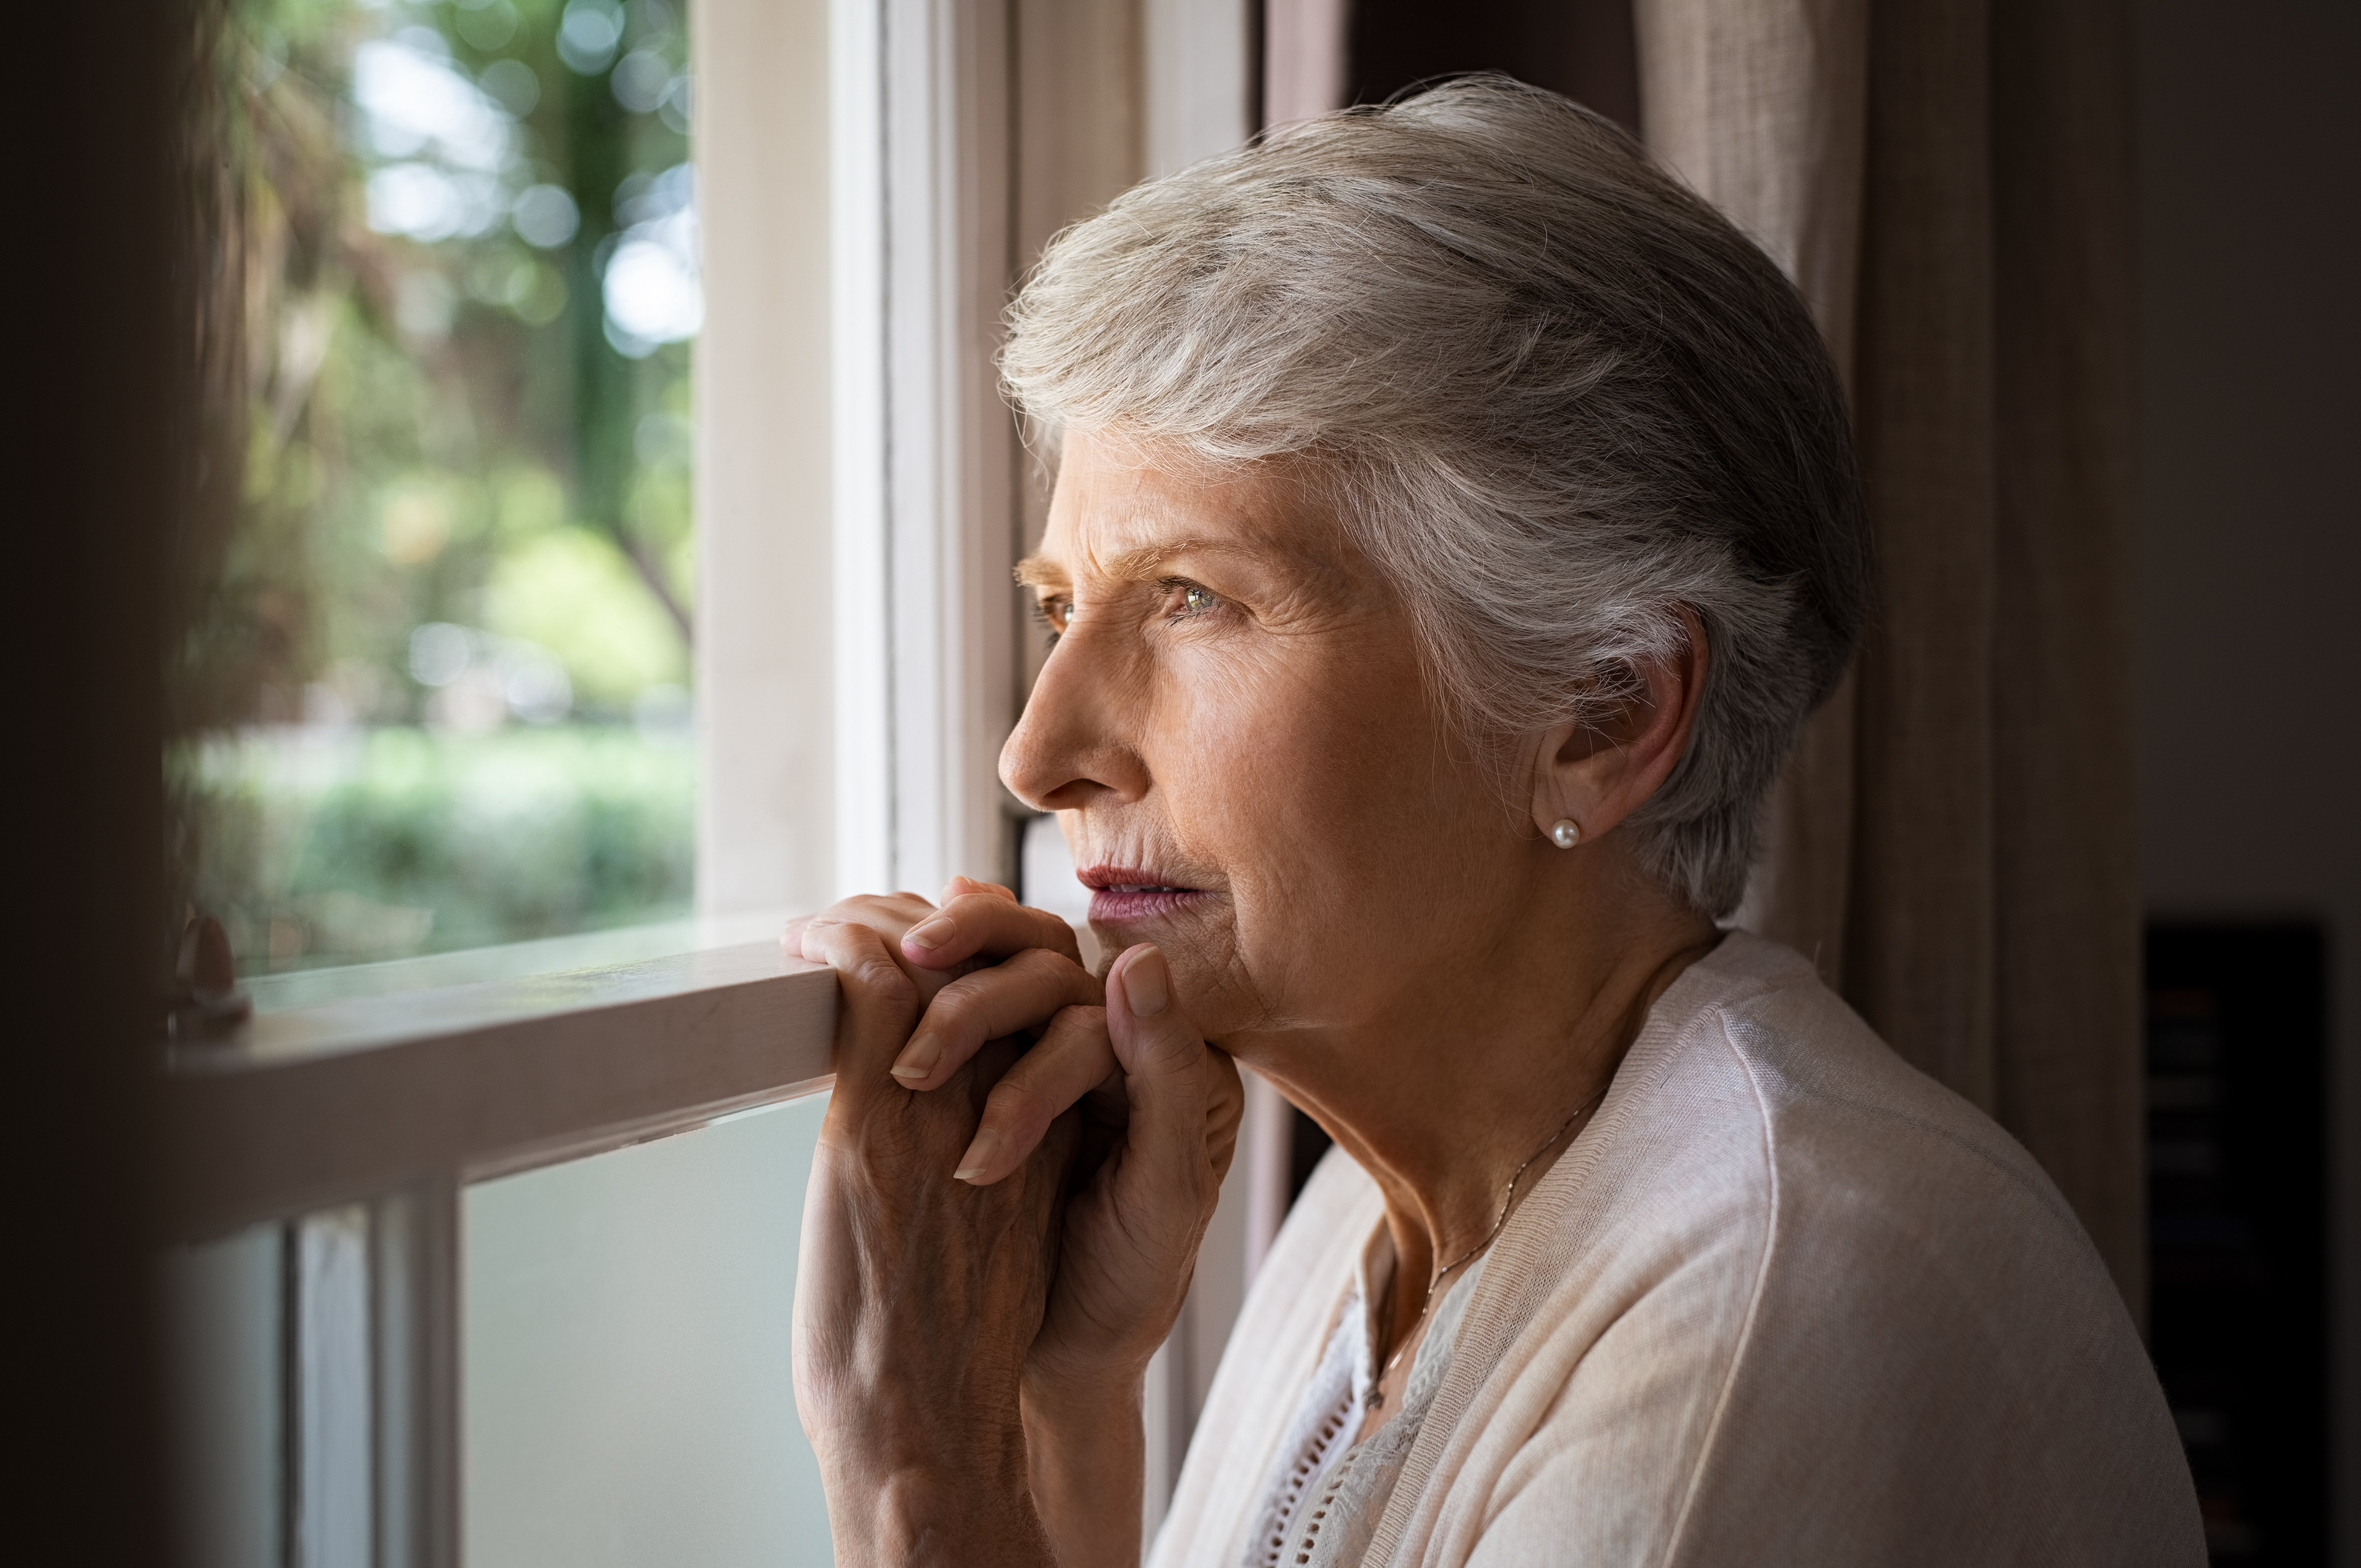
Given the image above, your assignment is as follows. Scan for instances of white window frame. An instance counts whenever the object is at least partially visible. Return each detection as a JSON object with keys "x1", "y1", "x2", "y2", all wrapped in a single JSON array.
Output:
[
  {"x1": 164, "y1": 934, "x2": 839, "y2": 1568},
  {"x1": 162, "y1": 0, "x2": 1279, "y2": 1560}
]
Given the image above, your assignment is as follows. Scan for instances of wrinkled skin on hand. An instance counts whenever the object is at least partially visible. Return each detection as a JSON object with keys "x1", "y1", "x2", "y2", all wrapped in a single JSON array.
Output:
[
  {"x1": 787, "y1": 882, "x2": 1241, "y2": 1567},
  {"x1": 790, "y1": 907, "x2": 1084, "y2": 1565}
]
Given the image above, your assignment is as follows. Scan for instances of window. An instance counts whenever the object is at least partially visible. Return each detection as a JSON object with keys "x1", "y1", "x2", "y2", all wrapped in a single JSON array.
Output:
[
  {"x1": 161, "y1": 2, "x2": 1273, "y2": 1563},
  {"x1": 163, "y1": 926, "x2": 839, "y2": 1567},
  {"x1": 175, "y1": 0, "x2": 701, "y2": 973}
]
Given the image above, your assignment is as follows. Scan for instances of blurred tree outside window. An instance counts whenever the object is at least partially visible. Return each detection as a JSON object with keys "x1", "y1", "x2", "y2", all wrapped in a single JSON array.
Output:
[{"x1": 174, "y1": 0, "x2": 700, "y2": 972}]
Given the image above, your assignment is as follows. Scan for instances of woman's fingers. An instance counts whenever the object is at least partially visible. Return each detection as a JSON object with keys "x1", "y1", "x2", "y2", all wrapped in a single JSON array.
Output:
[
  {"x1": 941, "y1": 943, "x2": 1242, "y2": 1191},
  {"x1": 786, "y1": 891, "x2": 983, "y2": 1015},
  {"x1": 900, "y1": 887, "x2": 1083, "y2": 972},
  {"x1": 1018, "y1": 942, "x2": 1240, "y2": 1391},
  {"x1": 888, "y1": 946, "x2": 1103, "y2": 1088},
  {"x1": 793, "y1": 915, "x2": 924, "y2": 1106},
  {"x1": 939, "y1": 874, "x2": 1020, "y2": 906},
  {"x1": 784, "y1": 892, "x2": 938, "y2": 958},
  {"x1": 951, "y1": 1005, "x2": 1117, "y2": 1184},
  {"x1": 1107, "y1": 944, "x2": 1243, "y2": 1192}
]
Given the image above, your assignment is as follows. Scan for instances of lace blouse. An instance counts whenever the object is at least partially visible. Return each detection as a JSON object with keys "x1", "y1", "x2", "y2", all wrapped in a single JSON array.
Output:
[{"x1": 1242, "y1": 1229, "x2": 1489, "y2": 1568}]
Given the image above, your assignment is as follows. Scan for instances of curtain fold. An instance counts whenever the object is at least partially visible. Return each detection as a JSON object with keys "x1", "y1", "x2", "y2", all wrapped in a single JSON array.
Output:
[
  {"x1": 1639, "y1": 0, "x2": 1870, "y2": 995},
  {"x1": 1986, "y1": 0, "x2": 2142, "y2": 1314},
  {"x1": 1635, "y1": 0, "x2": 2143, "y2": 1307}
]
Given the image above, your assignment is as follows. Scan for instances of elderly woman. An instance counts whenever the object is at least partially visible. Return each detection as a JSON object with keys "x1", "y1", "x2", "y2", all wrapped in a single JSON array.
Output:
[{"x1": 787, "y1": 79, "x2": 2200, "y2": 1567}]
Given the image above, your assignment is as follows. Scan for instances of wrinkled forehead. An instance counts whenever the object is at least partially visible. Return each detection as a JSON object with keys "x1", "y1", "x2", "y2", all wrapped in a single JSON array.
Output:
[{"x1": 1022, "y1": 430, "x2": 1363, "y2": 591}]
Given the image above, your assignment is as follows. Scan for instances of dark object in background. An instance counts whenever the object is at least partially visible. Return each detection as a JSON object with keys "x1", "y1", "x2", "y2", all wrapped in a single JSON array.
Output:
[
  {"x1": 1288, "y1": 1101, "x2": 1334, "y2": 1205},
  {"x1": 2147, "y1": 923, "x2": 2328, "y2": 1564},
  {"x1": 20, "y1": 0, "x2": 176, "y2": 1562},
  {"x1": 1347, "y1": 0, "x2": 1641, "y2": 134}
]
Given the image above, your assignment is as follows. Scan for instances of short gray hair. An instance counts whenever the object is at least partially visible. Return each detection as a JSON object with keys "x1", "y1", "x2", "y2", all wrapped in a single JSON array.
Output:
[{"x1": 1001, "y1": 75, "x2": 1869, "y2": 916}]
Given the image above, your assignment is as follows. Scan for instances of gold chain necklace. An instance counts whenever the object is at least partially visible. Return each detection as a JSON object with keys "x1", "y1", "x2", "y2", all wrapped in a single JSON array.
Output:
[{"x1": 1366, "y1": 1085, "x2": 1609, "y2": 1411}]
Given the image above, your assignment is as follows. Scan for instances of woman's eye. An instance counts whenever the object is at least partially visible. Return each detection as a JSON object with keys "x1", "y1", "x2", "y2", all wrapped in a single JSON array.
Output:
[
  {"x1": 1031, "y1": 596, "x2": 1073, "y2": 642},
  {"x1": 1166, "y1": 581, "x2": 1220, "y2": 620}
]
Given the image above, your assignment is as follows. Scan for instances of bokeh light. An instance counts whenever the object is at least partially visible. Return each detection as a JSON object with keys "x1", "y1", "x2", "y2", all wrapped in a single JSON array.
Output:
[
  {"x1": 511, "y1": 183, "x2": 579, "y2": 248},
  {"x1": 557, "y1": 0, "x2": 623, "y2": 75}
]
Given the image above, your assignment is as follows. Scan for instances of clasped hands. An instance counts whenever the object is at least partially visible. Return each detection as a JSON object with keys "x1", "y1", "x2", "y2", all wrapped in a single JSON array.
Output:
[{"x1": 788, "y1": 879, "x2": 1243, "y2": 1568}]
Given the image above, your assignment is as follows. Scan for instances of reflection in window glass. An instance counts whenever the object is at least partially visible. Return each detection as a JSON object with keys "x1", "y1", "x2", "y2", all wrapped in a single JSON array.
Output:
[{"x1": 178, "y1": 0, "x2": 698, "y2": 972}]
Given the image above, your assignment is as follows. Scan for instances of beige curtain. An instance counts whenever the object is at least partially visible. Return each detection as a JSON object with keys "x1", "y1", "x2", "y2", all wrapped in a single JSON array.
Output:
[{"x1": 1637, "y1": 0, "x2": 2145, "y2": 1308}]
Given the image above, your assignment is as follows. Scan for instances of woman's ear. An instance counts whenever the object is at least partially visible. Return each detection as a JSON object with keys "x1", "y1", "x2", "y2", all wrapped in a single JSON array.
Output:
[{"x1": 1528, "y1": 608, "x2": 1710, "y2": 846}]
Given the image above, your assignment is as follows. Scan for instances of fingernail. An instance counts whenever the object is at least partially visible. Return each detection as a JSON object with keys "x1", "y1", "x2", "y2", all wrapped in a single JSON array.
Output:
[
  {"x1": 890, "y1": 1035, "x2": 940, "y2": 1080},
  {"x1": 952, "y1": 1128, "x2": 1001, "y2": 1182},
  {"x1": 903, "y1": 915, "x2": 956, "y2": 952},
  {"x1": 1119, "y1": 947, "x2": 1169, "y2": 1018}
]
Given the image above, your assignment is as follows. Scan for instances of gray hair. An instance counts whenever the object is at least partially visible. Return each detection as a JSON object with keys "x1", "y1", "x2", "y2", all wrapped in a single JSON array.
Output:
[{"x1": 1001, "y1": 75, "x2": 1869, "y2": 917}]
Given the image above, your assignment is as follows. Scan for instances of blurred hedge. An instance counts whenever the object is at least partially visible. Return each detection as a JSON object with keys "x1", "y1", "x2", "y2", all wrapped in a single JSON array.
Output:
[{"x1": 181, "y1": 725, "x2": 695, "y2": 972}]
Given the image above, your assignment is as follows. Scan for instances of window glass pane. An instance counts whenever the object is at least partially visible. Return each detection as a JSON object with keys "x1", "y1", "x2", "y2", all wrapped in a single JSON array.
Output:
[
  {"x1": 179, "y1": 0, "x2": 698, "y2": 974},
  {"x1": 463, "y1": 1096, "x2": 833, "y2": 1565}
]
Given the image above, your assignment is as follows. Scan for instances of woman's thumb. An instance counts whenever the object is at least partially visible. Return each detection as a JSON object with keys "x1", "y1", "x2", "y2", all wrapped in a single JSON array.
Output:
[
  {"x1": 1107, "y1": 945, "x2": 1194, "y2": 1073},
  {"x1": 1107, "y1": 942, "x2": 1214, "y2": 1183}
]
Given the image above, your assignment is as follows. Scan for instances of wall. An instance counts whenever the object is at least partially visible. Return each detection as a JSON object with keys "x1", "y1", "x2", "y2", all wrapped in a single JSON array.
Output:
[{"x1": 2133, "y1": 0, "x2": 2361, "y2": 1553}]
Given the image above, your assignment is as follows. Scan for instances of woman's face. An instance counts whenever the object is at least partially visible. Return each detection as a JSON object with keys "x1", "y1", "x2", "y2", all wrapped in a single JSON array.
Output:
[{"x1": 1000, "y1": 430, "x2": 1532, "y2": 1051}]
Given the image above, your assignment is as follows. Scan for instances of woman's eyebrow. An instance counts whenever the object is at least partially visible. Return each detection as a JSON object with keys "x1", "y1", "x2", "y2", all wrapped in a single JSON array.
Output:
[
  {"x1": 1097, "y1": 537, "x2": 1268, "y2": 580},
  {"x1": 1018, "y1": 535, "x2": 1300, "y2": 590}
]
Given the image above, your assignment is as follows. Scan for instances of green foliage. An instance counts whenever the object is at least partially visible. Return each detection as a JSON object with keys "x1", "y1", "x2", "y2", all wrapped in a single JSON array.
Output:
[
  {"x1": 176, "y1": 0, "x2": 705, "y2": 970},
  {"x1": 485, "y1": 528, "x2": 686, "y2": 707},
  {"x1": 182, "y1": 726, "x2": 695, "y2": 970},
  {"x1": 204, "y1": 0, "x2": 696, "y2": 721}
]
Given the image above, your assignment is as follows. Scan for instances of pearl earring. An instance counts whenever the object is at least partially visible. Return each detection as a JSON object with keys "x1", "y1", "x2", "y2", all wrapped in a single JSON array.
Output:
[{"x1": 1549, "y1": 819, "x2": 1581, "y2": 849}]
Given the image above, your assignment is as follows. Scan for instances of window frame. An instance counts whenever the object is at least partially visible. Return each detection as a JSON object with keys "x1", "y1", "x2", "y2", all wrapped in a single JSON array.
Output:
[
  {"x1": 162, "y1": 933, "x2": 837, "y2": 1568},
  {"x1": 163, "y1": 939, "x2": 837, "y2": 1246}
]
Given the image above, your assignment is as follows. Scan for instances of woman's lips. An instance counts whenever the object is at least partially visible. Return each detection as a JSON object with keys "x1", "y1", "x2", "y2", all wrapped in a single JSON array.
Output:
[{"x1": 1076, "y1": 865, "x2": 1208, "y2": 926}]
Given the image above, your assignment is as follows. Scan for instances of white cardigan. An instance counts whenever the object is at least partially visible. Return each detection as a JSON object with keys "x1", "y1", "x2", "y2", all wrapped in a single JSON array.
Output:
[{"x1": 1151, "y1": 933, "x2": 2202, "y2": 1567}]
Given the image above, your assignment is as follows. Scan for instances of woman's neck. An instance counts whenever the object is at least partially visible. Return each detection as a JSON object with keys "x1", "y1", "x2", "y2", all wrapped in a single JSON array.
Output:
[{"x1": 1230, "y1": 862, "x2": 1721, "y2": 1359}]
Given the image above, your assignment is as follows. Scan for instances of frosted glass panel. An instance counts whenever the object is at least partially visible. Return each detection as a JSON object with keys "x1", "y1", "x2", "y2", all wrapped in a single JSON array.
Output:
[{"x1": 464, "y1": 1096, "x2": 832, "y2": 1567}]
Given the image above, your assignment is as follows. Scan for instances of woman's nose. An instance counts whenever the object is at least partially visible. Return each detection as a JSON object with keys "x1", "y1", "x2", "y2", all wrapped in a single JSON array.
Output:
[{"x1": 999, "y1": 637, "x2": 1148, "y2": 812}]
